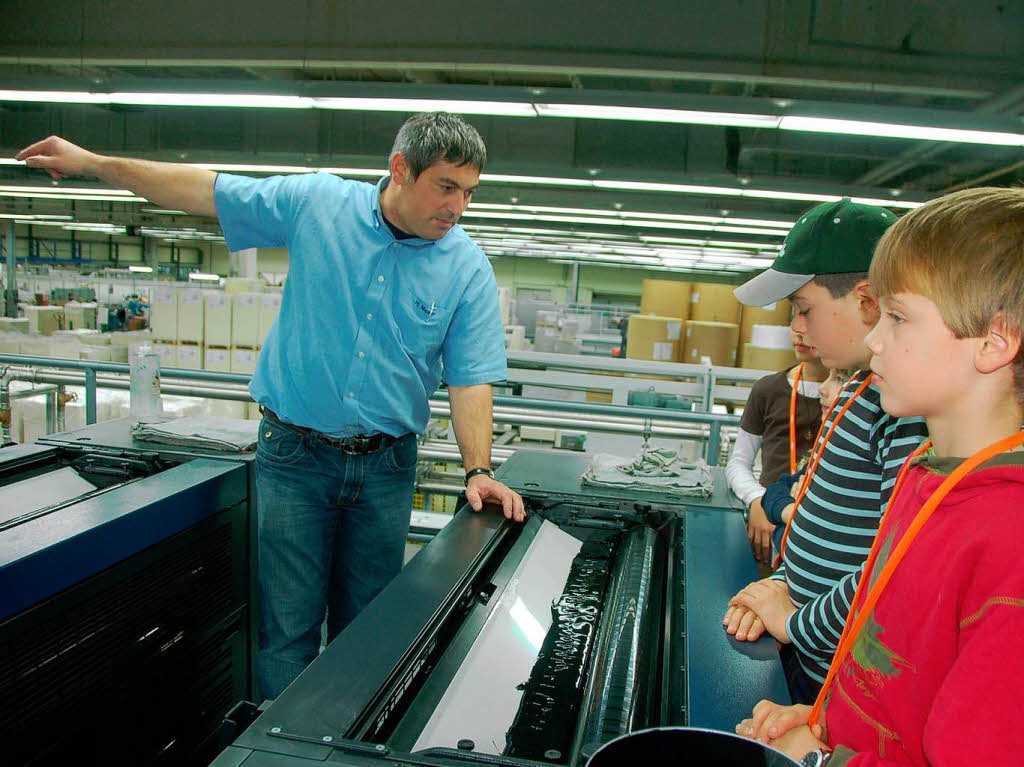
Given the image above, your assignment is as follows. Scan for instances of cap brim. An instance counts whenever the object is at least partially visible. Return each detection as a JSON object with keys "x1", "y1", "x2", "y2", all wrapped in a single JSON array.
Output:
[{"x1": 733, "y1": 268, "x2": 813, "y2": 307}]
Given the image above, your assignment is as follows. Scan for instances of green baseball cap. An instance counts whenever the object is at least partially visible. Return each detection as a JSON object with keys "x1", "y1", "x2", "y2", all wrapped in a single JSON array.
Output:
[{"x1": 733, "y1": 198, "x2": 898, "y2": 307}]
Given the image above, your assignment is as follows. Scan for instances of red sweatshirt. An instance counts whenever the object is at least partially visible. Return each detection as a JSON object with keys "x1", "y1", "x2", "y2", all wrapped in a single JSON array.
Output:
[{"x1": 824, "y1": 454, "x2": 1024, "y2": 767}]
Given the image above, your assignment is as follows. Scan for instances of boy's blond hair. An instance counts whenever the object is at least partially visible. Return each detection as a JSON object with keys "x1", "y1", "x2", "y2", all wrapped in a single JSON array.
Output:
[{"x1": 870, "y1": 186, "x2": 1024, "y2": 398}]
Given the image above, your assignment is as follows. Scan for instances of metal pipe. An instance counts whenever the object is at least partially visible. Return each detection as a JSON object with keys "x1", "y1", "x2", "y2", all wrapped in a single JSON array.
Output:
[
  {"x1": 0, "y1": 357, "x2": 736, "y2": 462},
  {"x1": 416, "y1": 481, "x2": 464, "y2": 497},
  {"x1": 84, "y1": 368, "x2": 97, "y2": 424},
  {"x1": 0, "y1": 355, "x2": 739, "y2": 428}
]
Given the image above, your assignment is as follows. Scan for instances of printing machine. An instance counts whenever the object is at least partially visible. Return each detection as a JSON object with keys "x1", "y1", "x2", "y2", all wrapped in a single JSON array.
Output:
[
  {"x1": 213, "y1": 450, "x2": 788, "y2": 767},
  {"x1": 0, "y1": 420, "x2": 257, "y2": 766}
]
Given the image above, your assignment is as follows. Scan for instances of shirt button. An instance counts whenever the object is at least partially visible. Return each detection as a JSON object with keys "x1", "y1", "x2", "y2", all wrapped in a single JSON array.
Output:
[
  {"x1": 366, "y1": 313, "x2": 372, "y2": 320},
  {"x1": 358, "y1": 351, "x2": 365, "y2": 359},
  {"x1": 377, "y1": 275, "x2": 385, "y2": 282}
]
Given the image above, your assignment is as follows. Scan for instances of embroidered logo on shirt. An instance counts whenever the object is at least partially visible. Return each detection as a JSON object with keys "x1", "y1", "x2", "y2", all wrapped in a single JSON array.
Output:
[
  {"x1": 849, "y1": 532, "x2": 915, "y2": 685},
  {"x1": 413, "y1": 298, "x2": 439, "y2": 318}
]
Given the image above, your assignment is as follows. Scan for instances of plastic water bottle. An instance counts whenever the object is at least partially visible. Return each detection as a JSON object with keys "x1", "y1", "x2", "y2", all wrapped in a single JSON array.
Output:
[{"x1": 129, "y1": 342, "x2": 163, "y2": 418}]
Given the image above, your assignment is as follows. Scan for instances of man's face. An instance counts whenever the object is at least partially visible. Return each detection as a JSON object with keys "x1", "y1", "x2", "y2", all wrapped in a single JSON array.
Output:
[
  {"x1": 789, "y1": 280, "x2": 873, "y2": 370},
  {"x1": 865, "y1": 292, "x2": 977, "y2": 418},
  {"x1": 391, "y1": 156, "x2": 479, "y2": 240}
]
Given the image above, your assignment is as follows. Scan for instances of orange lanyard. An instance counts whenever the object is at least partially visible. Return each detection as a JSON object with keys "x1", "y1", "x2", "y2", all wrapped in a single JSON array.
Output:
[
  {"x1": 774, "y1": 375, "x2": 873, "y2": 569},
  {"x1": 788, "y1": 362, "x2": 805, "y2": 474},
  {"x1": 809, "y1": 429, "x2": 1024, "y2": 726}
]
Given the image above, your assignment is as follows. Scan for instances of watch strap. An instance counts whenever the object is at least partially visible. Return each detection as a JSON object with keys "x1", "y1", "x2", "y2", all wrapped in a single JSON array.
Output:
[{"x1": 464, "y1": 467, "x2": 494, "y2": 485}]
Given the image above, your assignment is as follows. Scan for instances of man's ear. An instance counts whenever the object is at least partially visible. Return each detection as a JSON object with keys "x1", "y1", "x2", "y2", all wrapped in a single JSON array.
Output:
[
  {"x1": 853, "y1": 279, "x2": 879, "y2": 327},
  {"x1": 389, "y1": 152, "x2": 411, "y2": 188},
  {"x1": 976, "y1": 312, "x2": 1022, "y2": 374}
]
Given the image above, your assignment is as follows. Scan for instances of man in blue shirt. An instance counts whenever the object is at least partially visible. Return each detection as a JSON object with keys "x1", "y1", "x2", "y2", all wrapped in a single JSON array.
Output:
[{"x1": 20, "y1": 113, "x2": 525, "y2": 698}]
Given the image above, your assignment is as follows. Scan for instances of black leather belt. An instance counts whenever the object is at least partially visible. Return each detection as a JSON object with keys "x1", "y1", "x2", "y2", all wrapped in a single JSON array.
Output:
[{"x1": 260, "y1": 406, "x2": 399, "y2": 455}]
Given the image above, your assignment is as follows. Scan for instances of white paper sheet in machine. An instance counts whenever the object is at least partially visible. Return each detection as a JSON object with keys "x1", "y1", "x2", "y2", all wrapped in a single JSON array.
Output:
[
  {"x1": 413, "y1": 519, "x2": 582, "y2": 755},
  {"x1": 0, "y1": 467, "x2": 97, "y2": 525}
]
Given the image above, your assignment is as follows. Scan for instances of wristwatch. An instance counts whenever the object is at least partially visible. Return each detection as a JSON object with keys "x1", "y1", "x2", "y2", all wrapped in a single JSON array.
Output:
[
  {"x1": 801, "y1": 749, "x2": 831, "y2": 767},
  {"x1": 464, "y1": 467, "x2": 495, "y2": 485}
]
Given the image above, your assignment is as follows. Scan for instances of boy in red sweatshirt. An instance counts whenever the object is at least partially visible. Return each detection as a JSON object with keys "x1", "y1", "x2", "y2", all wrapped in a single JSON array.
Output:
[{"x1": 734, "y1": 186, "x2": 1024, "y2": 766}]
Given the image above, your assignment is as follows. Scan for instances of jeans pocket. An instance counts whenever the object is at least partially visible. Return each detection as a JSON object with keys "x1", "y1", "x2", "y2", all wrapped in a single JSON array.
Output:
[
  {"x1": 257, "y1": 419, "x2": 307, "y2": 465},
  {"x1": 384, "y1": 434, "x2": 419, "y2": 472}
]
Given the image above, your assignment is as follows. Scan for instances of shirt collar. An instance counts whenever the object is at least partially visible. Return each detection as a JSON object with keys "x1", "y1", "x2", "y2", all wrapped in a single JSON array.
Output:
[{"x1": 372, "y1": 175, "x2": 435, "y2": 248}]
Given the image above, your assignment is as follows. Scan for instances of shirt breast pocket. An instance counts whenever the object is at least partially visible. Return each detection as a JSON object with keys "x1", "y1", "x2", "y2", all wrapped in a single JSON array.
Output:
[{"x1": 395, "y1": 291, "x2": 451, "y2": 360}]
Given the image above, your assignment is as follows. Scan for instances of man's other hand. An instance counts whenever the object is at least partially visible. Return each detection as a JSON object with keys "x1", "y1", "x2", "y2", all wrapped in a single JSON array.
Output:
[{"x1": 465, "y1": 475, "x2": 526, "y2": 523}]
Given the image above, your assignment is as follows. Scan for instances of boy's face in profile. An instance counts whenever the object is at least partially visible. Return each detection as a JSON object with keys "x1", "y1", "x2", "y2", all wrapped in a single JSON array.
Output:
[
  {"x1": 818, "y1": 368, "x2": 844, "y2": 417},
  {"x1": 790, "y1": 329, "x2": 817, "y2": 362},
  {"x1": 866, "y1": 292, "x2": 977, "y2": 418},
  {"x1": 789, "y1": 281, "x2": 872, "y2": 370}
]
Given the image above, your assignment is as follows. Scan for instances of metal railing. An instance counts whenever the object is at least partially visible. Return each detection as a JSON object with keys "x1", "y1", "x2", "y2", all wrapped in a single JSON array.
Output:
[{"x1": 0, "y1": 354, "x2": 740, "y2": 464}]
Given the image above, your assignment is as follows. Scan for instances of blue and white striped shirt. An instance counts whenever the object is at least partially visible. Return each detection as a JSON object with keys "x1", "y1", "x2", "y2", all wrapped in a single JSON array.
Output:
[{"x1": 772, "y1": 370, "x2": 928, "y2": 682}]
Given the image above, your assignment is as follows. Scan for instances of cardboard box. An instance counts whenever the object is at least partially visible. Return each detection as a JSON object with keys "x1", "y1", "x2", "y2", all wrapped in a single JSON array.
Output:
[
  {"x1": 232, "y1": 292, "x2": 263, "y2": 348},
  {"x1": 742, "y1": 344, "x2": 798, "y2": 371},
  {"x1": 689, "y1": 282, "x2": 741, "y2": 324},
  {"x1": 175, "y1": 344, "x2": 204, "y2": 370},
  {"x1": 640, "y1": 279, "x2": 691, "y2": 319},
  {"x1": 230, "y1": 347, "x2": 258, "y2": 375},
  {"x1": 682, "y1": 321, "x2": 740, "y2": 366},
  {"x1": 0, "y1": 317, "x2": 28, "y2": 334},
  {"x1": 750, "y1": 324, "x2": 793, "y2": 349},
  {"x1": 150, "y1": 287, "x2": 178, "y2": 341},
  {"x1": 24, "y1": 306, "x2": 65, "y2": 336},
  {"x1": 177, "y1": 288, "x2": 205, "y2": 343},
  {"x1": 203, "y1": 293, "x2": 233, "y2": 347},
  {"x1": 626, "y1": 314, "x2": 683, "y2": 362},
  {"x1": 203, "y1": 346, "x2": 231, "y2": 373},
  {"x1": 258, "y1": 293, "x2": 282, "y2": 343},
  {"x1": 740, "y1": 300, "x2": 792, "y2": 343},
  {"x1": 152, "y1": 342, "x2": 177, "y2": 367},
  {"x1": 64, "y1": 301, "x2": 98, "y2": 330}
]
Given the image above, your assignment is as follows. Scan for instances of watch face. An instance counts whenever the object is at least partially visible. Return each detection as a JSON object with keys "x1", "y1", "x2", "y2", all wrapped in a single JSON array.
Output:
[{"x1": 801, "y1": 751, "x2": 822, "y2": 767}]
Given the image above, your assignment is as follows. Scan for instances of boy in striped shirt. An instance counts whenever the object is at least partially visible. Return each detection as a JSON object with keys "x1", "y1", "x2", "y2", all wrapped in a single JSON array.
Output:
[{"x1": 723, "y1": 199, "x2": 928, "y2": 704}]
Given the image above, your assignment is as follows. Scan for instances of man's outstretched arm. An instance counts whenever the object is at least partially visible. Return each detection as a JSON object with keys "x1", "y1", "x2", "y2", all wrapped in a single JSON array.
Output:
[{"x1": 17, "y1": 136, "x2": 217, "y2": 218}]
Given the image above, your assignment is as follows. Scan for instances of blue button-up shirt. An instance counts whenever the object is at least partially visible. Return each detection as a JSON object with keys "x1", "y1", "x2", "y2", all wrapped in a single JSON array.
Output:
[{"x1": 214, "y1": 172, "x2": 507, "y2": 438}]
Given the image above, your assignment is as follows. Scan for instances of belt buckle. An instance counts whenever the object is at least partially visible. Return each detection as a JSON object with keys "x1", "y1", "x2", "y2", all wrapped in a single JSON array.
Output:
[{"x1": 341, "y1": 434, "x2": 370, "y2": 455}]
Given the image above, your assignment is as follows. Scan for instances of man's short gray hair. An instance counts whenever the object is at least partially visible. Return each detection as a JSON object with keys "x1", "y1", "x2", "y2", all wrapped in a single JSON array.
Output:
[{"x1": 389, "y1": 112, "x2": 487, "y2": 178}]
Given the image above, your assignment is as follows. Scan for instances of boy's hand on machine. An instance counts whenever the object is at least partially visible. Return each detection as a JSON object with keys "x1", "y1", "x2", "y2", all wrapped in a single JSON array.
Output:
[
  {"x1": 724, "y1": 578, "x2": 789, "y2": 641},
  {"x1": 465, "y1": 475, "x2": 526, "y2": 523},
  {"x1": 723, "y1": 604, "x2": 766, "y2": 641},
  {"x1": 730, "y1": 580, "x2": 796, "y2": 643},
  {"x1": 16, "y1": 136, "x2": 100, "y2": 181},
  {"x1": 736, "y1": 701, "x2": 817, "y2": 743}
]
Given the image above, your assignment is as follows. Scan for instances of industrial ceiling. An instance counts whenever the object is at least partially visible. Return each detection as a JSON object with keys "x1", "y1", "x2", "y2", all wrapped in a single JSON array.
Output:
[{"x1": 1, "y1": 0, "x2": 1022, "y2": 278}]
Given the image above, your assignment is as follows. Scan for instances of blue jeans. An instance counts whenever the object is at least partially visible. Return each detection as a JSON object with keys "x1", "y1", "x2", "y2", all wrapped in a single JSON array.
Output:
[{"x1": 254, "y1": 417, "x2": 417, "y2": 699}]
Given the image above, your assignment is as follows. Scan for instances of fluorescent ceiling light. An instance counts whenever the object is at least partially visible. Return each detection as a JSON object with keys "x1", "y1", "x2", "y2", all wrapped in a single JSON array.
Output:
[
  {"x1": 460, "y1": 209, "x2": 787, "y2": 236},
  {"x1": 469, "y1": 202, "x2": 793, "y2": 230},
  {"x1": 188, "y1": 272, "x2": 221, "y2": 282},
  {"x1": 779, "y1": 116, "x2": 1024, "y2": 147},
  {"x1": 1, "y1": 165, "x2": 926, "y2": 212},
  {"x1": 0, "y1": 89, "x2": 535, "y2": 116},
  {"x1": 128, "y1": 265, "x2": 153, "y2": 273},
  {"x1": 62, "y1": 223, "x2": 127, "y2": 234},
  {"x1": 0, "y1": 184, "x2": 135, "y2": 196},
  {"x1": 0, "y1": 212, "x2": 73, "y2": 220},
  {"x1": 315, "y1": 98, "x2": 536, "y2": 116},
  {"x1": 533, "y1": 103, "x2": 778, "y2": 128},
  {"x1": 2, "y1": 88, "x2": 1020, "y2": 147}
]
